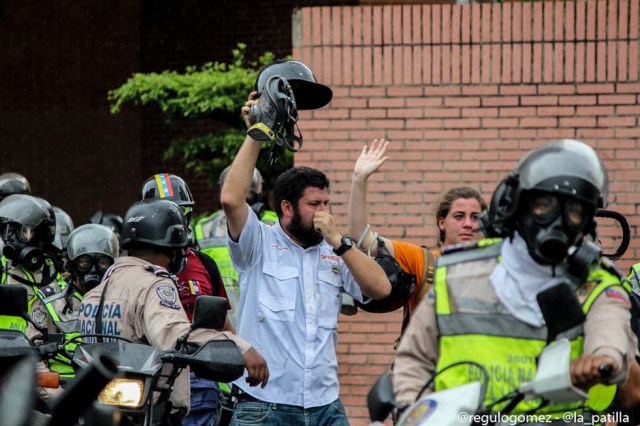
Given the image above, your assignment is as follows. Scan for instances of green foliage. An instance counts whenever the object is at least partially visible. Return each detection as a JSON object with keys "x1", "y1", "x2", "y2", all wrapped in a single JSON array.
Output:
[
  {"x1": 108, "y1": 44, "x2": 292, "y2": 189},
  {"x1": 164, "y1": 129, "x2": 293, "y2": 189}
]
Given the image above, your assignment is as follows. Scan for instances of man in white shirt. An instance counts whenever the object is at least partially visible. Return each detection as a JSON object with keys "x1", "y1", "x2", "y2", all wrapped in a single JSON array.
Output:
[{"x1": 221, "y1": 91, "x2": 391, "y2": 426}]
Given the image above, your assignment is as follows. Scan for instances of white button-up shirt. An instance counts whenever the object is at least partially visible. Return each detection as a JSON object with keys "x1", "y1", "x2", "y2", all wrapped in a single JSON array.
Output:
[{"x1": 228, "y1": 205, "x2": 364, "y2": 408}]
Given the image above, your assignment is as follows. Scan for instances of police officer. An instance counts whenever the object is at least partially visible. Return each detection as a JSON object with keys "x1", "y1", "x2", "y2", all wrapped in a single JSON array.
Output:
[
  {"x1": 193, "y1": 166, "x2": 277, "y2": 328},
  {"x1": 66, "y1": 223, "x2": 119, "y2": 294},
  {"x1": 393, "y1": 140, "x2": 636, "y2": 420},
  {"x1": 78, "y1": 199, "x2": 268, "y2": 420},
  {"x1": 0, "y1": 172, "x2": 31, "y2": 202},
  {"x1": 0, "y1": 194, "x2": 82, "y2": 399},
  {"x1": 141, "y1": 172, "x2": 233, "y2": 425},
  {"x1": 0, "y1": 172, "x2": 31, "y2": 252}
]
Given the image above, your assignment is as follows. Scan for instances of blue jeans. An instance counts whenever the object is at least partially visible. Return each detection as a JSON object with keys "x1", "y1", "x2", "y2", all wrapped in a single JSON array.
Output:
[
  {"x1": 182, "y1": 373, "x2": 221, "y2": 426},
  {"x1": 230, "y1": 399, "x2": 349, "y2": 426}
]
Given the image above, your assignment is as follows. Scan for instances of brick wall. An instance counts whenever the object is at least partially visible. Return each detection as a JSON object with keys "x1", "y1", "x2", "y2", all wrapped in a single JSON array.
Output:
[{"x1": 293, "y1": 2, "x2": 640, "y2": 424}]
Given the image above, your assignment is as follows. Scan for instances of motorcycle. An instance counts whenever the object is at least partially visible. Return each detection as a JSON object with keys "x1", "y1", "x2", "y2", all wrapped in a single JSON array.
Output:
[
  {"x1": 69, "y1": 295, "x2": 245, "y2": 426},
  {"x1": 368, "y1": 283, "x2": 613, "y2": 426},
  {"x1": 0, "y1": 284, "x2": 119, "y2": 426}
]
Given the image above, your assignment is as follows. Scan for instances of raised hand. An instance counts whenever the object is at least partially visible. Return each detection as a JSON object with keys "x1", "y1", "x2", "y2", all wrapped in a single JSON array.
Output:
[{"x1": 353, "y1": 138, "x2": 390, "y2": 179}]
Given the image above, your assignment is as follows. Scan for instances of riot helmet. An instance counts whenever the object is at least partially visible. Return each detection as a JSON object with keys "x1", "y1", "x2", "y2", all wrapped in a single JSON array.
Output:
[
  {"x1": 121, "y1": 199, "x2": 189, "y2": 273},
  {"x1": 0, "y1": 194, "x2": 56, "y2": 271},
  {"x1": 487, "y1": 139, "x2": 608, "y2": 265},
  {"x1": 219, "y1": 166, "x2": 264, "y2": 206},
  {"x1": 140, "y1": 173, "x2": 195, "y2": 224},
  {"x1": 67, "y1": 224, "x2": 119, "y2": 291},
  {"x1": 52, "y1": 206, "x2": 75, "y2": 251},
  {"x1": 0, "y1": 173, "x2": 31, "y2": 202},
  {"x1": 254, "y1": 60, "x2": 333, "y2": 110},
  {"x1": 90, "y1": 211, "x2": 123, "y2": 239}
]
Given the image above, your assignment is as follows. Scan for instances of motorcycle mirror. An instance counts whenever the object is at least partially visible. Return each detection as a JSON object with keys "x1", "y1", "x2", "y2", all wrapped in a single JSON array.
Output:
[
  {"x1": 367, "y1": 372, "x2": 395, "y2": 422},
  {"x1": 192, "y1": 296, "x2": 228, "y2": 331},
  {"x1": 537, "y1": 282, "x2": 586, "y2": 343},
  {"x1": 0, "y1": 285, "x2": 29, "y2": 318}
]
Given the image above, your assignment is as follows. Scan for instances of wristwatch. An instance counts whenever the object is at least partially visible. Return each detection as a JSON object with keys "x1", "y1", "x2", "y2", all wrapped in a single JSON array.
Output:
[{"x1": 333, "y1": 235, "x2": 354, "y2": 256}]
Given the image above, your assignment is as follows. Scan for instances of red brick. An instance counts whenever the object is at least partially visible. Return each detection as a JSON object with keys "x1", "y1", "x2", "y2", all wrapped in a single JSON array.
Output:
[
  {"x1": 520, "y1": 117, "x2": 558, "y2": 128},
  {"x1": 559, "y1": 96, "x2": 597, "y2": 106},
  {"x1": 598, "y1": 94, "x2": 637, "y2": 105},
  {"x1": 521, "y1": 96, "x2": 558, "y2": 106},
  {"x1": 500, "y1": 106, "x2": 537, "y2": 117},
  {"x1": 559, "y1": 117, "x2": 596, "y2": 128}
]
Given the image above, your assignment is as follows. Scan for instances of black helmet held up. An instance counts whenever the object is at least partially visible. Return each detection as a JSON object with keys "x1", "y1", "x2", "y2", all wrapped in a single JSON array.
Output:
[
  {"x1": 121, "y1": 199, "x2": 189, "y2": 249},
  {"x1": 254, "y1": 60, "x2": 332, "y2": 110},
  {"x1": 140, "y1": 173, "x2": 195, "y2": 207},
  {"x1": 0, "y1": 172, "x2": 31, "y2": 201}
]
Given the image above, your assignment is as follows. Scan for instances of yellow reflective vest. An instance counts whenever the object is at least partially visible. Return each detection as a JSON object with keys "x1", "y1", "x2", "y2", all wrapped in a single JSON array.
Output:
[{"x1": 433, "y1": 239, "x2": 618, "y2": 416}]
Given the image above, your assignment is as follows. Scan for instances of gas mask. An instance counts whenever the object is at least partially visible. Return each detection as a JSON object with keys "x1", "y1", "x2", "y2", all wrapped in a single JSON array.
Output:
[
  {"x1": 248, "y1": 75, "x2": 303, "y2": 164},
  {"x1": 73, "y1": 254, "x2": 114, "y2": 291},
  {"x1": 518, "y1": 192, "x2": 593, "y2": 265},
  {"x1": 1, "y1": 222, "x2": 44, "y2": 272},
  {"x1": 168, "y1": 248, "x2": 188, "y2": 275}
]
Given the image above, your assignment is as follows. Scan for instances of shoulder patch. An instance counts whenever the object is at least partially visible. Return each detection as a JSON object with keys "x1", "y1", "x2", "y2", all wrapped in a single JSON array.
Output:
[
  {"x1": 146, "y1": 265, "x2": 171, "y2": 278},
  {"x1": 31, "y1": 306, "x2": 47, "y2": 325},
  {"x1": 604, "y1": 285, "x2": 631, "y2": 306},
  {"x1": 156, "y1": 285, "x2": 181, "y2": 310}
]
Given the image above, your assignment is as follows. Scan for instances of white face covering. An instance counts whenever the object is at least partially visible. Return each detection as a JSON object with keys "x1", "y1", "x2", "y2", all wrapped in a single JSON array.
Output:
[{"x1": 490, "y1": 232, "x2": 567, "y2": 326}]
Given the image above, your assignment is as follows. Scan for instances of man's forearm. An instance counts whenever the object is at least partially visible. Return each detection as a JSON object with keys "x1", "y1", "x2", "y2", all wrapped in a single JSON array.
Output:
[
  {"x1": 341, "y1": 248, "x2": 391, "y2": 299},
  {"x1": 349, "y1": 173, "x2": 372, "y2": 251}
]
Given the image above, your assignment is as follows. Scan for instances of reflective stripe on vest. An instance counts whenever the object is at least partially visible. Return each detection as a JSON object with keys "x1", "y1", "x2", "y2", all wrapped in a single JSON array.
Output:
[{"x1": 434, "y1": 239, "x2": 617, "y2": 415}]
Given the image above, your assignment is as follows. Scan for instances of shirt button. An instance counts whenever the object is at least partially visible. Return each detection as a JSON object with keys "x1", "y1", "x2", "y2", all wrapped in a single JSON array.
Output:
[{"x1": 258, "y1": 315, "x2": 264, "y2": 322}]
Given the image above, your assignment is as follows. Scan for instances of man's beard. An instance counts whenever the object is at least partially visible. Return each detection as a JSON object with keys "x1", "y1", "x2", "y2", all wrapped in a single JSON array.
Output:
[{"x1": 287, "y1": 206, "x2": 324, "y2": 248}]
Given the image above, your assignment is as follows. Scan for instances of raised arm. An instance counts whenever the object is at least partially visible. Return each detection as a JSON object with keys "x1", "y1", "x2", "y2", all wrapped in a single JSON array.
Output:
[
  {"x1": 348, "y1": 138, "x2": 392, "y2": 256},
  {"x1": 220, "y1": 92, "x2": 263, "y2": 242}
]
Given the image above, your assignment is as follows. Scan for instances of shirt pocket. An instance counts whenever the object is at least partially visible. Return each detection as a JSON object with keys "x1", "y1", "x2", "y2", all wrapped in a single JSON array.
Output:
[
  {"x1": 258, "y1": 263, "x2": 298, "y2": 322},
  {"x1": 317, "y1": 270, "x2": 341, "y2": 329}
]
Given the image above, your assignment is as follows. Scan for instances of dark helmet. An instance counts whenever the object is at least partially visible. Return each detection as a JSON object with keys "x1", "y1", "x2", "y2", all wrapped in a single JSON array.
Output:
[
  {"x1": 0, "y1": 194, "x2": 56, "y2": 244},
  {"x1": 0, "y1": 172, "x2": 31, "y2": 202},
  {"x1": 140, "y1": 173, "x2": 195, "y2": 207},
  {"x1": 89, "y1": 211, "x2": 124, "y2": 237},
  {"x1": 52, "y1": 206, "x2": 75, "y2": 251},
  {"x1": 67, "y1": 224, "x2": 119, "y2": 261},
  {"x1": 487, "y1": 139, "x2": 608, "y2": 264},
  {"x1": 355, "y1": 253, "x2": 416, "y2": 313},
  {"x1": 219, "y1": 166, "x2": 263, "y2": 204},
  {"x1": 121, "y1": 199, "x2": 189, "y2": 250},
  {"x1": 254, "y1": 60, "x2": 333, "y2": 110}
]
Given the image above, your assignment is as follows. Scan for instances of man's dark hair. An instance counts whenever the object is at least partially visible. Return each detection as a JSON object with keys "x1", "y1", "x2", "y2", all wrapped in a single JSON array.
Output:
[{"x1": 274, "y1": 167, "x2": 330, "y2": 217}]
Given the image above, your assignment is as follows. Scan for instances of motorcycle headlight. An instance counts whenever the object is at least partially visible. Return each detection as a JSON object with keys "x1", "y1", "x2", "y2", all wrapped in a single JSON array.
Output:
[{"x1": 98, "y1": 378, "x2": 145, "y2": 408}]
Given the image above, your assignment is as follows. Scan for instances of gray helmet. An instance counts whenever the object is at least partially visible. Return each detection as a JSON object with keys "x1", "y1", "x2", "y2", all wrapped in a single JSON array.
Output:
[
  {"x1": 487, "y1": 139, "x2": 608, "y2": 235},
  {"x1": 254, "y1": 60, "x2": 332, "y2": 110},
  {"x1": 219, "y1": 166, "x2": 263, "y2": 204},
  {"x1": 0, "y1": 194, "x2": 56, "y2": 244},
  {"x1": 52, "y1": 206, "x2": 75, "y2": 251},
  {"x1": 0, "y1": 173, "x2": 31, "y2": 202},
  {"x1": 121, "y1": 199, "x2": 189, "y2": 249},
  {"x1": 67, "y1": 224, "x2": 119, "y2": 261}
]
